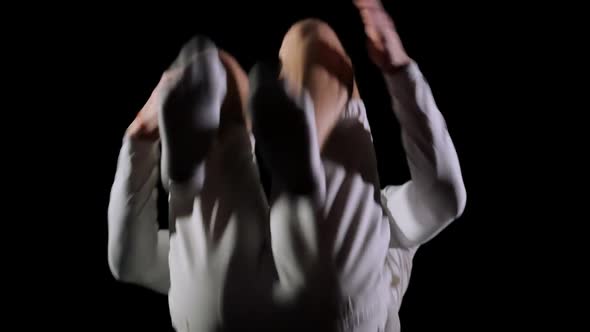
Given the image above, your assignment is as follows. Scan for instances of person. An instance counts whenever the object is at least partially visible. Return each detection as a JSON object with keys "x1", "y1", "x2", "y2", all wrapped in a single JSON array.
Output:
[
  {"x1": 108, "y1": 37, "x2": 277, "y2": 331},
  {"x1": 250, "y1": 1, "x2": 467, "y2": 330},
  {"x1": 107, "y1": 0, "x2": 467, "y2": 331}
]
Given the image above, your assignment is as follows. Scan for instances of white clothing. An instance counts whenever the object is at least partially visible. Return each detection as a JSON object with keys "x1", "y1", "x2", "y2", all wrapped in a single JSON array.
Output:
[{"x1": 107, "y1": 61, "x2": 466, "y2": 331}]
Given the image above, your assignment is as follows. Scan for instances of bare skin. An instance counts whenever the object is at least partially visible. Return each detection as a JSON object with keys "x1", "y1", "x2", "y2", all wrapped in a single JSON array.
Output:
[
  {"x1": 127, "y1": 0, "x2": 410, "y2": 147},
  {"x1": 278, "y1": 19, "x2": 357, "y2": 150},
  {"x1": 276, "y1": 0, "x2": 412, "y2": 151},
  {"x1": 354, "y1": 0, "x2": 412, "y2": 72}
]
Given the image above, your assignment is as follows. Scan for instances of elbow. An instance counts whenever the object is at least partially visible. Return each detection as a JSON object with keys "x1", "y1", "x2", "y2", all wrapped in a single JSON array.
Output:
[
  {"x1": 108, "y1": 249, "x2": 134, "y2": 283},
  {"x1": 420, "y1": 180, "x2": 467, "y2": 236},
  {"x1": 394, "y1": 181, "x2": 467, "y2": 248},
  {"x1": 108, "y1": 251, "x2": 147, "y2": 285},
  {"x1": 107, "y1": 206, "x2": 137, "y2": 282},
  {"x1": 456, "y1": 186, "x2": 467, "y2": 219},
  {"x1": 450, "y1": 181, "x2": 467, "y2": 220},
  {"x1": 108, "y1": 260, "x2": 125, "y2": 282},
  {"x1": 437, "y1": 180, "x2": 467, "y2": 222},
  {"x1": 107, "y1": 234, "x2": 143, "y2": 284}
]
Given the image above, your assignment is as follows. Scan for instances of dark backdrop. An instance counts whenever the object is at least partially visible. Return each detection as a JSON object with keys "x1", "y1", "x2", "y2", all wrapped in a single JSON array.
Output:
[{"x1": 52, "y1": 1, "x2": 533, "y2": 330}]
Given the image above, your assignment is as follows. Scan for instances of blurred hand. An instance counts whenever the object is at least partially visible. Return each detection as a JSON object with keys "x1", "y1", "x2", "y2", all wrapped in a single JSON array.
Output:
[
  {"x1": 126, "y1": 69, "x2": 181, "y2": 140},
  {"x1": 354, "y1": 0, "x2": 411, "y2": 73}
]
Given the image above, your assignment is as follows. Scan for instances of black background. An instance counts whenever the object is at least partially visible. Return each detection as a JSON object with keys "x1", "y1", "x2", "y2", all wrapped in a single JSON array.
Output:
[{"x1": 31, "y1": 1, "x2": 548, "y2": 330}]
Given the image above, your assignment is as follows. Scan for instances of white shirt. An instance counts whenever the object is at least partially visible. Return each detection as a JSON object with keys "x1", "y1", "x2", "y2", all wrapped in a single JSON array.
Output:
[{"x1": 107, "y1": 61, "x2": 466, "y2": 331}]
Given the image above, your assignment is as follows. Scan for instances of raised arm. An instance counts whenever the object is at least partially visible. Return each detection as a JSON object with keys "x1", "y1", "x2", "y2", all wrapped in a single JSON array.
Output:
[
  {"x1": 107, "y1": 75, "x2": 171, "y2": 294},
  {"x1": 355, "y1": 0, "x2": 466, "y2": 248},
  {"x1": 382, "y1": 61, "x2": 466, "y2": 248}
]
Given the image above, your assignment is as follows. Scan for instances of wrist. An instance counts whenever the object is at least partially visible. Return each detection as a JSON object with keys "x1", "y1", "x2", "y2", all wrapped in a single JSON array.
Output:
[
  {"x1": 383, "y1": 56, "x2": 412, "y2": 74},
  {"x1": 383, "y1": 33, "x2": 411, "y2": 73}
]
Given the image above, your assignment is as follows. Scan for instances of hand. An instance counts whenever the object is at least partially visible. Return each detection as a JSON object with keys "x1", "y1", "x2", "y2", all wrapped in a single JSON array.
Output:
[
  {"x1": 126, "y1": 69, "x2": 180, "y2": 140},
  {"x1": 354, "y1": 0, "x2": 411, "y2": 73}
]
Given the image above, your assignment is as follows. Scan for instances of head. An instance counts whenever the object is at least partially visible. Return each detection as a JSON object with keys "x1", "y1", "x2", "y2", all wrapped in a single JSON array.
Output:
[
  {"x1": 160, "y1": 48, "x2": 252, "y2": 193},
  {"x1": 278, "y1": 19, "x2": 360, "y2": 147},
  {"x1": 279, "y1": 19, "x2": 359, "y2": 99}
]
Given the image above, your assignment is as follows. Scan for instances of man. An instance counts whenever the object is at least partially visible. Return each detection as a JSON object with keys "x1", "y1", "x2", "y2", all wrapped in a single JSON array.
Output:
[
  {"x1": 108, "y1": 38, "x2": 274, "y2": 331},
  {"x1": 107, "y1": 0, "x2": 466, "y2": 331},
  {"x1": 252, "y1": 1, "x2": 466, "y2": 330}
]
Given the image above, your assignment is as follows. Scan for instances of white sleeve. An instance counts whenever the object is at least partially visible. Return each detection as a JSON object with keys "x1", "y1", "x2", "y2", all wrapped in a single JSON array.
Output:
[
  {"x1": 107, "y1": 135, "x2": 170, "y2": 294},
  {"x1": 381, "y1": 61, "x2": 467, "y2": 248}
]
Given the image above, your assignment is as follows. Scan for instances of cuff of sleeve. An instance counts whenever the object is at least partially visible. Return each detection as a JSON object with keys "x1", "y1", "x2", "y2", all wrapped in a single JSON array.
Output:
[
  {"x1": 383, "y1": 60, "x2": 422, "y2": 96},
  {"x1": 382, "y1": 60, "x2": 432, "y2": 128}
]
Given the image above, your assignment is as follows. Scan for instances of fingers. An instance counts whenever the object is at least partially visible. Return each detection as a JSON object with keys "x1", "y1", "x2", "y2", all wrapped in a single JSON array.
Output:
[
  {"x1": 358, "y1": 5, "x2": 395, "y2": 29},
  {"x1": 353, "y1": 0, "x2": 384, "y2": 10},
  {"x1": 358, "y1": 5, "x2": 398, "y2": 49}
]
